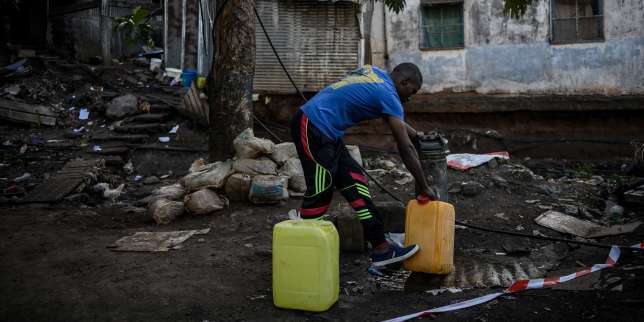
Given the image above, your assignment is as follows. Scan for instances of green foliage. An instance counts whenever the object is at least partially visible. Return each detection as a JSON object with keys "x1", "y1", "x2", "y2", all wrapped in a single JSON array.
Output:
[
  {"x1": 113, "y1": 6, "x2": 155, "y2": 48},
  {"x1": 574, "y1": 163, "x2": 594, "y2": 179},
  {"x1": 503, "y1": 0, "x2": 535, "y2": 18},
  {"x1": 383, "y1": 0, "x2": 406, "y2": 14},
  {"x1": 382, "y1": 0, "x2": 535, "y2": 18}
]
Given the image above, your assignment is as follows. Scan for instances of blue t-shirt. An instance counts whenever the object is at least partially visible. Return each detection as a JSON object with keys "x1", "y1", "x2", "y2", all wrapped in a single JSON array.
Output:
[{"x1": 301, "y1": 65, "x2": 404, "y2": 140}]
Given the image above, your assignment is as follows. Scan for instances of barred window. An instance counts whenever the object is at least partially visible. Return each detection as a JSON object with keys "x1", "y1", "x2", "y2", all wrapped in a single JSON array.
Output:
[
  {"x1": 420, "y1": 2, "x2": 464, "y2": 49},
  {"x1": 552, "y1": 0, "x2": 604, "y2": 44}
]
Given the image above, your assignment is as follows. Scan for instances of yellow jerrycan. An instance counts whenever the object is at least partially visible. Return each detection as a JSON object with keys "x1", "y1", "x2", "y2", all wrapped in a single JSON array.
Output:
[
  {"x1": 403, "y1": 198, "x2": 455, "y2": 274},
  {"x1": 272, "y1": 220, "x2": 339, "y2": 312}
]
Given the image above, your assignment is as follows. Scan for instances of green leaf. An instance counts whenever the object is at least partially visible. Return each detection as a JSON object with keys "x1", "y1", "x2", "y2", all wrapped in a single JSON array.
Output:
[
  {"x1": 384, "y1": 0, "x2": 406, "y2": 14},
  {"x1": 503, "y1": 0, "x2": 535, "y2": 19}
]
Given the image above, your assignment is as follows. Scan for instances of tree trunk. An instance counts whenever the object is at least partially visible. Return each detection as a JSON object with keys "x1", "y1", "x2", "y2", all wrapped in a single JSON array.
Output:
[
  {"x1": 362, "y1": 0, "x2": 374, "y2": 65},
  {"x1": 208, "y1": 0, "x2": 255, "y2": 161}
]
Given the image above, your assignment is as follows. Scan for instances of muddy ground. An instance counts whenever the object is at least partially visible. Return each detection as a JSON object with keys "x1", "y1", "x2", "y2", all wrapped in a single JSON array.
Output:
[
  {"x1": 1, "y1": 150, "x2": 643, "y2": 321},
  {"x1": 1, "y1": 57, "x2": 644, "y2": 321}
]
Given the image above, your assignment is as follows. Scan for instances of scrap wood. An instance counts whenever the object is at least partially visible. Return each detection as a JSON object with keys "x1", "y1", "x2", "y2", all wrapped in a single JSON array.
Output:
[
  {"x1": 447, "y1": 152, "x2": 510, "y2": 170},
  {"x1": 20, "y1": 159, "x2": 104, "y2": 203},
  {"x1": 0, "y1": 98, "x2": 56, "y2": 126},
  {"x1": 109, "y1": 228, "x2": 211, "y2": 252},
  {"x1": 535, "y1": 210, "x2": 641, "y2": 238}
]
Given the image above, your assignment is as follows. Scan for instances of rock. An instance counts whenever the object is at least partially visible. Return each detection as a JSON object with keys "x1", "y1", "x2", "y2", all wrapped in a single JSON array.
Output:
[
  {"x1": 106, "y1": 94, "x2": 139, "y2": 120},
  {"x1": 184, "y1": 189, "x2": 228, "y2": 215},
  {"x1": 537, "y1": 184, "x2": 560, "y2": 196},
  {"x1": 491, "y1": 174, "x2": 509, "y2": 187},
  {"x1": 63, "y1": 130, "x2": 84, "y2": 139},
  {"x1": 448, "y1": 184, "x2": 462, "y2": 194},
  {"x1": 149, "y1": 198, "x2": 184, "y2": 224},
  {"x1": 494, "y1": 213, "x2": 509, "y2": 221},
  {"x1": 562, "y1": 204, "x2": 579, "y2": 215},
  {"x1": 271, "y1": 142, "x2": 297, "y2": 165},
  {"x1": 487, "y1": 159, "x2": 498, "y2": 169},
  {"x1": 461, "y1": 181, "x2": 484, "y2": 196},
  {"x1": 189, "y1": 158, "x2": 207, "y2": 172},
  {"x1": 378, "y1": 159, "x2": 397, "y2": 171},
  {"x1": 143, "y1": 176, "x2": 160, "y2": 185},
  {"x1": 502, "y1": 241, "x2": 531, "y2": 256}
]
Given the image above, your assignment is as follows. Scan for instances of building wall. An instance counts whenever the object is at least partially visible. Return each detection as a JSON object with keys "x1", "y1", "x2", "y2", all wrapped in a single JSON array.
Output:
[
  {"x1": 382, "y1": 0, "x2": 644, "y2": 95},
  {"x1": 49, "y1": 1, "x2": 162, "y2": 62}
]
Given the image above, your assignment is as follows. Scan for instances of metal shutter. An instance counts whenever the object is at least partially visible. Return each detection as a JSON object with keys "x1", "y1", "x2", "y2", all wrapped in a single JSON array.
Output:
[{"x1": 254, "y1": 0, "x2": 360, "y2": 93}]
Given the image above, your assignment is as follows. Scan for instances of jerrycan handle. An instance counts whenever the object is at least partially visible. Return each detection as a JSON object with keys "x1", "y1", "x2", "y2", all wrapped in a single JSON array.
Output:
[{"x1": 416, "y1": 193, "x2": 435, "y2": 205}]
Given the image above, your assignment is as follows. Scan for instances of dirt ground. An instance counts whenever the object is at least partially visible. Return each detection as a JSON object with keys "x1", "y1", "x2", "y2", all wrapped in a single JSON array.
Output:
[
  {"x1": 2, "y1": 152, "x2": 643, "y2": 321},
  {"x1": 1, "y1": 57, "x2": 644, "y2": 321}
]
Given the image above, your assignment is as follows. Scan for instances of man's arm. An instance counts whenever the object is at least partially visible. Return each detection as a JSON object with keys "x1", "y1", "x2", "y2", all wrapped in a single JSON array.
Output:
[
  {"x1": 404, "y1": 122, "x2": 419, "y2": 141},
  {"x1": 386, "y1": 116, "x2": 437, "y2": 200}
]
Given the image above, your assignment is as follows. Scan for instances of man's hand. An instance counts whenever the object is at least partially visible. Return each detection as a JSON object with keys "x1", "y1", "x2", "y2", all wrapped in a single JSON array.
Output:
[
  {"x1": 386, "y1": 116, "x2": 432, "y2": 195},
  {"x1": 419, "y1": 186, "x2": 439, "y2": 201}
]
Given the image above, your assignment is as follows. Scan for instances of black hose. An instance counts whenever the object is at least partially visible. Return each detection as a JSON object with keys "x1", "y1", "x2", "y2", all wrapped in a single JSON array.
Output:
[
  {"x1": 250, "y1": 6, "x2": 642, "y2": 252},
  {"x1": 253, "y1": 6, "x2": 308, "y2": 102}
]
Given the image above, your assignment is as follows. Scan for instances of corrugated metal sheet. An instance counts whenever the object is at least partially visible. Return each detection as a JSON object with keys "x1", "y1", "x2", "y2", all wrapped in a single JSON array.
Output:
[{"x1": 254, "y1": 0, "x2": 360, "y2": 93}]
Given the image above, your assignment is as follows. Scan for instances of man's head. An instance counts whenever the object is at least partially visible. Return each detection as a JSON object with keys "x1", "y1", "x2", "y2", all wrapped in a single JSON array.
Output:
[{"x1": 390, "y1": 63, "x2": 423, "y2": 103}]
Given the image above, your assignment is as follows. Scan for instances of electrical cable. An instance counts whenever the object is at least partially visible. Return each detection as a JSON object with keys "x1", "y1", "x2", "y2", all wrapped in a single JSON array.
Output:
[
  {"x1": 250, "y1": 7, "x2": 642, "y2": 250},
  {"x1": 253, "y1": 6, "x2": 308, "y2": 102}
]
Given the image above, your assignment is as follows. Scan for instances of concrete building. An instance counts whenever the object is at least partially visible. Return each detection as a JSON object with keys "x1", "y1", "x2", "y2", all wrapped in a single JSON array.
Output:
[
  {"x1": 322, "y1": 0, "x2": 644, "y2": 158},
  {"x1": 371, "y1": 0, "x2": 643, "y2": 96}
]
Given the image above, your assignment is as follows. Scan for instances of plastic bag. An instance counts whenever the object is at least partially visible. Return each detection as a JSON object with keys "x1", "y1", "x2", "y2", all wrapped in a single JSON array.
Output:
[
  {"x1": 184, "y1": 189, "x2": 228, "y2": 215},
  {"x1": 182, "y1": 160, "x2": 233, "y2": 192},
  {"x1": 233, "y1": 128, "x2": 275, "y2": 159},
  {"x1": 248, "y1": 175, "x2": 289, "y2": 204}
]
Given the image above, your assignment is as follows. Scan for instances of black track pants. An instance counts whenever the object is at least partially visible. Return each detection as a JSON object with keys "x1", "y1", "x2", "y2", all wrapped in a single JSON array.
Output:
[{"x1": 290, "y1": 109, "x2": 386, "y2": 247}]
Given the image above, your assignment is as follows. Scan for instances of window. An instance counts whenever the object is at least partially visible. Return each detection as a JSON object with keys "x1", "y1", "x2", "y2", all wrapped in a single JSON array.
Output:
[
  {"x1": 552, "y1": 0, "x2": 603, "y2": 44},
  {"x1": 420, "y1": 2, "x2": 464, "y2": 49}
]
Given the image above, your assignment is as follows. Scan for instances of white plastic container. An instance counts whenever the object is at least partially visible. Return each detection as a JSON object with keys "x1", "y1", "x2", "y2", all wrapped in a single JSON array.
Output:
[{"x1": 149, "y1": 58, "x2": 162, "y2": 72}]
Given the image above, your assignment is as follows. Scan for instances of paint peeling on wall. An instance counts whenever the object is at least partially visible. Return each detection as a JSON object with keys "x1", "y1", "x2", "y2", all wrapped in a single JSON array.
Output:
[{"x1": 383, "y1": 0, "x2": 644, "y2": 95}]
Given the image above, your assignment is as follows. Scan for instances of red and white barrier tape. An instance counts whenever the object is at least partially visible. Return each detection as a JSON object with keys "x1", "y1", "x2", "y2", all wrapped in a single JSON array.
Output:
[{"x1": 383, "y1": 243, "x2": 643, "y2": 322}]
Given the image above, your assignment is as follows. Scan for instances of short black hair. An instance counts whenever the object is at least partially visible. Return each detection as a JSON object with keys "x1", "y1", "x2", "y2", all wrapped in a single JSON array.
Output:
[{"x1": 393, "y1": 62, "x2": 423, "y2": 85}]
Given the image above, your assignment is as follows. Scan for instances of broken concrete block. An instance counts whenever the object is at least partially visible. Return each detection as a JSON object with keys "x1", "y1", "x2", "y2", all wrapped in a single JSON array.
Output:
[
  {"x1": 106, "y1": 94, "x2": 139, "y2": 120},
  {"x1": 461, "y1": 181, "x2": 484, "y2": 196}
]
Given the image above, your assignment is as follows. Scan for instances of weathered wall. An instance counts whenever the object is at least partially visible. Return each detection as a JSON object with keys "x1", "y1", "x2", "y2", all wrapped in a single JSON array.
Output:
[
  {"x1": 382, "y1": 0, "x2": 644, "y2": 95},
  {"x1": 49, "y1": 1, "x2": 162, "y2": 62}
]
